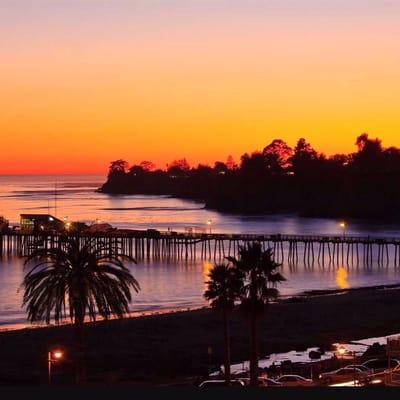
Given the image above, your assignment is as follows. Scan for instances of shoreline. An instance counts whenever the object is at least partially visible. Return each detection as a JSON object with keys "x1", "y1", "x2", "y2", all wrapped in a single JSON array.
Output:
[
  {"x1": 295, "y1": 282, "x2": 400, "y2": 298},
  {"x1": 99, "y1": 187, "x2": 400, "y2": 222},
  {"x1": 3, "y1": 283, "x2": 400, "y2": 334},
  {"x1": 1, "y1": 285, "x2": 400, "y2": 384},
  {"x1": 0, "y1": 305, "x2": 208, "y2": 333}
]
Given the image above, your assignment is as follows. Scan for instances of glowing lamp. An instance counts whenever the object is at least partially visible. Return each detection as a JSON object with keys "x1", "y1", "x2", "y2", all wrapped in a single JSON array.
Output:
[{"x1": 53, "y1": 350, "x2": 63, "y2": 360}]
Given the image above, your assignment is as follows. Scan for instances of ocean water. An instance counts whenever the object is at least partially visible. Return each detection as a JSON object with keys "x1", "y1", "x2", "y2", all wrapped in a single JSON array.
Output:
[{"x1": 1, "y1": 174, "x2": 400, "y2": 329}]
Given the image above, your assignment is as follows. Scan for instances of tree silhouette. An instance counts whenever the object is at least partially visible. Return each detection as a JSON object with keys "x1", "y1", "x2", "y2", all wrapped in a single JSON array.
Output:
[
  {"x1": 22, "y1": 238, "x2": 140, "y2": 384},
  {"x1": 140, "y1": 160, "x2": 156, "y2": 171},
  {"x1": 204, "y1": 263, "x2": 244, "y2": 384},
  {"x1": 291, "y1": 138, "x2": 318, "y2": 176},
  {"x1": 167, "y1": 159, "x2": 190, "y2": 177},
  {"x1": 353, "y1": 133, "x2": 384, "y2": 173},
  {"x1": 108, "y1": 159, "x2": 128, "y2": 176},
  {"x1": 240, "y1": 152, "x2": 267, "y2": 177},
  {"x1": 227, "y1": 243, "x2": 285, "y2": 387},
  {"x1": 263, "y1": 139, "x2": 293, "y2": 174},
  {"x1": 226, "y1": 155, "x2": 237, "y2": 170},
  {"x1": 214, "y1": 161, "x2": 229, "y2": 175},
  {"x1": 101, "y1": 134, "x2": 400, "y2": 220}
]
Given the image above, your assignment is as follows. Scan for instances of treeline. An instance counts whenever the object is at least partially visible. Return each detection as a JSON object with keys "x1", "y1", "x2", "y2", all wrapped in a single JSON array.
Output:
[{"x1": 100, "y1": 134, "x2": 400, "y2": 219}]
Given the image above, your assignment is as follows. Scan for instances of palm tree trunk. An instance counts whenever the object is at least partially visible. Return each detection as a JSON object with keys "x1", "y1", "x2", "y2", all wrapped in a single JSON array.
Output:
[
  {"x1": 223, "y1": 309, "x2": 231, "y2": 384},
  {"x1": 249, "y1": 311, "x2": 259, "y2": 387},
  {"x1": 249, "y1": 268, "x2": 259, "y2": 387},
  {"x1": 74, "y1": 316, "x2": 86, "y2": 384}
]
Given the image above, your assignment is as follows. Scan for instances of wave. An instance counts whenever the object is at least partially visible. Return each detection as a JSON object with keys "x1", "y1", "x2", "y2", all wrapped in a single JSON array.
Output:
[
  {"x1": 101, "y1": 194, "x2": 174, "y2": 199},
  {"x1": 0, "y1": 194, "x2": 32, "y2": 198},
  {"x1": 101, "y1": 206, "x2": 205, "y2": 211},
  {"x1": 10, "y1": 189, "x2": 94, "y2": 196},
  {"x1": 16, "y1": 206, "x2": 54, "y2": 210}
]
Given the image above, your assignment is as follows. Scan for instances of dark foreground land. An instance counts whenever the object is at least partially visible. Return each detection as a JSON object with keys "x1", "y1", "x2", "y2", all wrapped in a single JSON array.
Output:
[{"x1": 1, "y1": 287, "x2": 400, "y2": 385}]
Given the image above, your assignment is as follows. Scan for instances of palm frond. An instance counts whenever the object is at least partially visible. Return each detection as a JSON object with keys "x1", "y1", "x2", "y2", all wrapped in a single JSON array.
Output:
[
  {"x1": 22, "y1": 237, "x2": 140, "y2": 325},
  {"x1": 227, "y1": 242, "x2": 286, "y2": 316},
  {"x1": 204, "y1": 263, "x2": 243, "y2": 311}
]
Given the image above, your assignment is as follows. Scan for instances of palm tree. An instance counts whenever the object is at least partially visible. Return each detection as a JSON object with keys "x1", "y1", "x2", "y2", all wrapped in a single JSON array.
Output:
[
  {"x1": 204, "y1": 263, "x2": 243, "y2": 384},
  {"x1": 22, "y1": 237, "x2": 140, "y2": 384},
  {"x1": 227, "y1": 242, "x2": 285, "y2": 387}
]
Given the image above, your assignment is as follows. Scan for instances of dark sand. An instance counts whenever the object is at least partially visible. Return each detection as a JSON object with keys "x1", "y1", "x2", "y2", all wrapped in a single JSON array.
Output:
[{"x1": 1, "y1": 286, "x2": 400, "y2": 385}]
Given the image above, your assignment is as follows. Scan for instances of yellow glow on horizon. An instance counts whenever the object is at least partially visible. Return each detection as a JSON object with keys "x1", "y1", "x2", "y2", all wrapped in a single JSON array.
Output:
[{"x1": 1, "y1": 2, "x2": 400, "y2": 174}]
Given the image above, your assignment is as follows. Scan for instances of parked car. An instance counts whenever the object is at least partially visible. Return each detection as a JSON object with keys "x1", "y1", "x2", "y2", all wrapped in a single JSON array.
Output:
[
  {"x1": 275, "y1": 375, "x2": 314, "y2": 387},
  {"x1": 240, "y1": 377, "x2": 282, "y2": 387},
  {"x1": 265, "y1": 378, "x2": 283, "y2": 387},
  {"x1": 319, "y1": 367, "x2": 369, "y2": 385},
  {"x1": 362, "y1": 358, "x2": 400, "y2": 373},
  {"x1": 198, "y1": 379, "x2": 245, "y2": 387},
  {"x1": 344, "y1": 364, "x2": 372, "y2": 373}
]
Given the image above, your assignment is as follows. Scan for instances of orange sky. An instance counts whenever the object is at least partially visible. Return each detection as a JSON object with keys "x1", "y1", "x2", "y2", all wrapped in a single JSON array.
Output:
[{"x1": 1, "y1": 1, "x2": 400, "y2": 174}]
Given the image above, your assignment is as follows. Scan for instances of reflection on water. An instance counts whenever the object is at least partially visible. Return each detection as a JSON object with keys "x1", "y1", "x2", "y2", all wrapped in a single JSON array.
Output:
[
  {"x1": 202, "y1": 260, "x2": 213, "y2": 291},
  {"x1": 336, "y1": 267, "x2": 350, "y2": 289},
  {"x1": 2, "y1": 174, "x2": 400, "y2": 329}
]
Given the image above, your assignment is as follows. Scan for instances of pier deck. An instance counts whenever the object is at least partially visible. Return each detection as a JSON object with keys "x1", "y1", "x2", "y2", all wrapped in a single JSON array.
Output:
[{"x1": 1, "y1": 230, "x2": 400, "y2": 266}]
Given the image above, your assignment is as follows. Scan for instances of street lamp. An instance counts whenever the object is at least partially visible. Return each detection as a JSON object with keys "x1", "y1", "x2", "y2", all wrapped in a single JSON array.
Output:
[
  {"x1": 48, "y1": 349, "x2": 64, "y2": 384},
  {"x1": 336, "y1": 345, "x2": 358, "y2": 386},
  {"x1": 352, "y1": 351, "x2": 358, "y2": 387},
  {"x1": 339, "y1": 221, "x2": 346, "y2": 238},
  {"x1": 207, "y1": 219, "x2": 212, "y2": 234}
]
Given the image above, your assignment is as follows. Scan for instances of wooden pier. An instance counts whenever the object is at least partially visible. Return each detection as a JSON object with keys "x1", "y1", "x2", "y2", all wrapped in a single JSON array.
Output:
[{"x1": 2, "y1": 231, "x2": 400, "y2": 266}]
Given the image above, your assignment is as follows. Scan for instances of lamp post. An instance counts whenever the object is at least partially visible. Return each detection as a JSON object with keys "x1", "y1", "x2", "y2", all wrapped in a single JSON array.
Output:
[
  {"x1": 337, "y1": 346, "x2": 358, "y2": 386},
  {"x1": 351, "y1": 350, "x2": 357, "y2": 387},
  {"x1": 207, "y1": 346, "x2": 213, "y2": 376},
  {"x1": 48, "y1": 349, "x2": 63, "y2": 384},
  {"x1": 207, "y1": 219, "x2": 212, "y2": 234},
  {"x1": 339, "y1": 222, "x2": 346, "y2": 238}
]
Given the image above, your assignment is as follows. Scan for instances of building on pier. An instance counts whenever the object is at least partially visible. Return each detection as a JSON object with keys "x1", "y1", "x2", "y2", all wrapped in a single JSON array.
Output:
[
  {"x1": 20, "y1": 214, "x2": 64, "y2": 233},
  {"x1": 0, "y1": 216, "x2": 9, "y2": 233}
]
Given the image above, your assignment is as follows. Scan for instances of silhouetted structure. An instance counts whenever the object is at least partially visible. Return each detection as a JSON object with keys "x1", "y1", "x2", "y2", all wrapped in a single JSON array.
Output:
[
  {"x1": 1, "y1": 231, "x2": 400, "y2": 267},
  {"x1": 20, "y1": 214, "x2": 63, "y2": 233},
  {"x1": 0, "y1": 216, "x2": 9, "y2": 233},
  {"x1": 100, "y1": 134, "x2": 400, "y2": 220}
]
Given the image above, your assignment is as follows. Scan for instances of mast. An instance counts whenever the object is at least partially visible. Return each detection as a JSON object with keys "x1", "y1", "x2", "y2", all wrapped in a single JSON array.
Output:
[{"x1": 54, "y1": 179, "x2": 57, "y2": 217}]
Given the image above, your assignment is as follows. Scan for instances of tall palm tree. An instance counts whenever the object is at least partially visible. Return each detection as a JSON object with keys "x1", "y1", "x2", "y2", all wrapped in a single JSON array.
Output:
[
  {"x1": 204, "y1": 263, "x2": 244, "y2": 384},
  {"x1": 227, "y1": 242, "x2": 285, "y2": 387},
  {"x1": 22, "y1": 237, "x2": 140, "y2": 384}
]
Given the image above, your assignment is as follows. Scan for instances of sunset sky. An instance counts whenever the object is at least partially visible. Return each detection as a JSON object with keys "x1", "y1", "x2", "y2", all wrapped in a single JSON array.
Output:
[{"x1": 1, "y1": 0, "x2": 400, "y2": 174}]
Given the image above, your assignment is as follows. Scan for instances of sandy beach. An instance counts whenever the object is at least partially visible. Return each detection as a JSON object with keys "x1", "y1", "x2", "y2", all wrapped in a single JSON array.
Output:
[{"x1": 1, "y1": 285, "x2": 400, "y2": 385}]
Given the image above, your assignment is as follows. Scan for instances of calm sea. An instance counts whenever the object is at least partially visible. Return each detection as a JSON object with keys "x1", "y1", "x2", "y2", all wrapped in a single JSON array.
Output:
[{"x1": 1, "y1": 174, "x2": 400, "y2": 329}]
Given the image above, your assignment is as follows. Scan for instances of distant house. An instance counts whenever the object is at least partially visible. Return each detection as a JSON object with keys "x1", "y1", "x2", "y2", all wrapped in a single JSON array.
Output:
[{"x1": 20, "y1": 214, "x2": 64, "y2": 233}]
